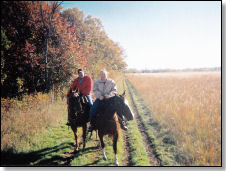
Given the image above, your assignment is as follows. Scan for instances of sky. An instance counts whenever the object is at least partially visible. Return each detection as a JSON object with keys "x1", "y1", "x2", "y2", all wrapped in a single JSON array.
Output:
[{"x1": 61, "y1": 1, "x2": 221, "y2": 70}]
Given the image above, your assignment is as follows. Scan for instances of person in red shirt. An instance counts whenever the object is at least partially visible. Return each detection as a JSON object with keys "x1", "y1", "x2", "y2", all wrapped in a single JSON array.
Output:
[{"x1": 66, "y1": 68, "x2": 93, "y2": 126}]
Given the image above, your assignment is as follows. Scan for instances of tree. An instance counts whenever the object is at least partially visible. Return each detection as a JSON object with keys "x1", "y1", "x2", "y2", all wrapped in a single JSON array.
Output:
[
  {"x1": 37, "y1": 1, "x2": 63, "y2": 92},
  {"x1": 1, "y1": 28, "x2": 11, "y2": 85},
  {"x1": 1, "y1": 2, "x2": 127, "y2": 98},
  {"x1": 1, "y1": 1, "x2": 35, "y2": 97}
]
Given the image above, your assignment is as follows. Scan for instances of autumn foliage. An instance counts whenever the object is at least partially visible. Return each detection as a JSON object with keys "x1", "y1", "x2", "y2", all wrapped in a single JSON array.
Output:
[{"x1": 1, "y1": 1, "x2": 127, "y2": 98}]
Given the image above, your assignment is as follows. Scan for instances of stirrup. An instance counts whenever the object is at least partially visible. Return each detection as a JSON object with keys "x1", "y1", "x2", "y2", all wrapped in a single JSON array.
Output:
[{"x1": 120, "y1": 121, "x2": 128, "y2": 131}]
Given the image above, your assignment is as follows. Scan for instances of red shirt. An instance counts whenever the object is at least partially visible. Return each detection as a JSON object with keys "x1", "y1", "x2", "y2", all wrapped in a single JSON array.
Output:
[{"x1": 67, "y1": 76, "x2": 92, "y2": 96}]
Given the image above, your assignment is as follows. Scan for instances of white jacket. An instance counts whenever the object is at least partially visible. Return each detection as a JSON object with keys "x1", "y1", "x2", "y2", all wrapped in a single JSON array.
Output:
[{"x1": 93, "y1": 79, "x2": 117, "y2": 99}]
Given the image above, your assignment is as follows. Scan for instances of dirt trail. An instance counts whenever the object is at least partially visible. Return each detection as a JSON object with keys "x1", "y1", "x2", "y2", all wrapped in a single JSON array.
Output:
[{"x1": 125, "y1": 80, "x2": 160, "y2": 166}]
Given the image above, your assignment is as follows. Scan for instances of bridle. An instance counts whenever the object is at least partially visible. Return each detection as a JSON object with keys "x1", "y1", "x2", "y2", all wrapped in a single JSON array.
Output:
[
  {"x1": 68, "y1": 92, "x2": 84, "y2": 115},
  {"x1": 114, "y1": 95, "x2": 127, "y2": 121}
]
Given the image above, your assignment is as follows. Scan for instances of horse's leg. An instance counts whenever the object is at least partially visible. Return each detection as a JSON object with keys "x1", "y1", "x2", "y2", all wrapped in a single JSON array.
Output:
[
  {"x1": 96, "y1": 130, "x2": 98, "y2": 140},
  {"x1": 82, "y1": 124, "x2": 87, "y2": 151},
  {"x1": 89, "y1": 130, "x2": 97, "y2": 140},
  {"x1": 71, "y1": 125, "x2": 79, "y2": 152},
  {"x1": 113, "y1": 133, "x2": 119, "y2": 166},
  {"x1": 99, "y1": 132, "x2": 107, "y2": 160},
  {"x1": 89, "y1": 130, "x2": 93, "y2": 139}
]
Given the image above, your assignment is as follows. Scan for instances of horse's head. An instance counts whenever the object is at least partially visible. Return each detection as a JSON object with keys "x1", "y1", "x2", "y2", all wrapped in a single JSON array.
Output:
[
  {"x1": 113, "y1": 91, "x2": 134, "y2": 121},
  {"x1": 67, "y1": 89, "x2": 83, "y2": 114}
]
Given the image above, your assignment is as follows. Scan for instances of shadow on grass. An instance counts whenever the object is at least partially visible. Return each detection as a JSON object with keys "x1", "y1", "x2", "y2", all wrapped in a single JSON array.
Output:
[
  {"x1": 1, "y1": 142, "x2": 100, "y2": 166},
  {"x1": 82, "y1": 158, "x2": 101, "y2": 166}
]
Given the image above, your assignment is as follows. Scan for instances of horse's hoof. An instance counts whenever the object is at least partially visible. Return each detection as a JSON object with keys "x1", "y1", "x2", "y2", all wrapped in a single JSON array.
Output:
[
  {"x1": 115, "y1": 161, "x2": 119, "y2": 166},
  {"x1": 103, "y1": 156, "x2": 107, "y2": 161}
]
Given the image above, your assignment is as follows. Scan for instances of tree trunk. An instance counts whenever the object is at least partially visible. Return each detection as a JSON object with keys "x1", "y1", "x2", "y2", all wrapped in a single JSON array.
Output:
[{"x1": 44, "y1": 28, "x2": 50, "y2": 93}]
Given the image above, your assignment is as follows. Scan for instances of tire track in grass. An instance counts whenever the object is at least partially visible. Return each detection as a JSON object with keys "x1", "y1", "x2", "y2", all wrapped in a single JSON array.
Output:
[
  {"x1": 125, "y1": 79, "x2": 160, "y2": 166},
  {"x1": 117, "y1": 77, "x2": 150, "y2": 166},
  {"x1": 121, "y1": 79, "x2": 150, "y2": 166},
  {"x1": 116, "y1": 76, "x2": 132, "y2": 166},
  {"x1": 121, "y1": 130, "x2": 132, "y2": 166},
  {"x1": 126, "y1": 78, "x2": 183, "y2": 166}
]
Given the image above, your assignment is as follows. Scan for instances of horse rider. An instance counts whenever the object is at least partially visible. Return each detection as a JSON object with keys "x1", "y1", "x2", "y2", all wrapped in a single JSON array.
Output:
[
  {"x1": 88, "y1": 69, "x2": 128, "y2": 132},
  {"x1": 66, "y1": 68, "x2": 93, "y2": 126}
]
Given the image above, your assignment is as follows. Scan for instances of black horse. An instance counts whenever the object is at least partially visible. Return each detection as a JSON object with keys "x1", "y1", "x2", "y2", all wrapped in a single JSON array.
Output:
[
  {"x1": 94, "y1": 91, "x2": 134, "y2": 166},
  {"x1": 67, "y1": 90, "x2": 90, "y2": 152}
]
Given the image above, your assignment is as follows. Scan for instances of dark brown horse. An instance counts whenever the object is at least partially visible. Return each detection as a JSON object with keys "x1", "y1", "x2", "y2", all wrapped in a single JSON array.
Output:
[
  {"x1": 67, "y1": 90, "x2": 90, "y2": 152},
  {"x1": 94, "y1": 91, "x2": 134, "y2": 166}
]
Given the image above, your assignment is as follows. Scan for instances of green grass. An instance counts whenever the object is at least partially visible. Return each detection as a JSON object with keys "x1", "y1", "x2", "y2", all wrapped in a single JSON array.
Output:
[
  {"x1": 1, "y1": 91, "x2": 127, "y2": 166},
  {"x1": 125, "y1": 78, "x2": 184, "y2": 166},
  {"x1": 2, "y1": 74, "x2": 167, "y2": 166},
  {"x1": 1, "y1": 100, "x2": 74, "y2": 166},
  {"x1": 121, "y1": 78, "x2": 150, "y2": 166},
  {"x1": 126, "y1": 120, "x2": 150, "y2": 166},
  {"x1": 70, "y1": 129, "x2": 125, "y2": 166}
]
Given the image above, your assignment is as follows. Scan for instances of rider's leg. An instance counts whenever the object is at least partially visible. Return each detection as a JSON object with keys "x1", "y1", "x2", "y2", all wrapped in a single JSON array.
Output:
[
  {"x1": 85, "y1": 94, "x2": 93, "y2": 107},
  {"x1": 88, "y1": 99, "x2": 100, "y2": 131},
  {"x1": 89, "y1": 99, "x2": 99, "y2": 121},
  {"x1": 118, "y1": 115, "x2": 128, "y2": 131},
  {"x1": 66, "y1": 108, "x2": 71, "y2": 126}
]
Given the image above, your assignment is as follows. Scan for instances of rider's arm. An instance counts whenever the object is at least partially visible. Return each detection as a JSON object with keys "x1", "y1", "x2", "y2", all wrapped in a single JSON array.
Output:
[
  {"x1": 67, "y1": 79, "x2": 78, "y2": 96},
  {"x1": 93, "y1": 81, "x2": 102, "y2": 99},
  {"x1": 105, "y1": 80, "x2": 117, "y2": 98}
]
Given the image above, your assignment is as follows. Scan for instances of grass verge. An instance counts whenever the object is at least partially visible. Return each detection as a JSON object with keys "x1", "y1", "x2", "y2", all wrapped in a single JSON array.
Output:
[{"x1": 126, "y1": 78, "x2": 186, "y2": 166}]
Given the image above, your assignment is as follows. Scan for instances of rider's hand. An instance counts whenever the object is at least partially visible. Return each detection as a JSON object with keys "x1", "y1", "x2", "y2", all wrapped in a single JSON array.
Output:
[{"x1": 99, "y1": 96, "x2": 104, "y2": 100}]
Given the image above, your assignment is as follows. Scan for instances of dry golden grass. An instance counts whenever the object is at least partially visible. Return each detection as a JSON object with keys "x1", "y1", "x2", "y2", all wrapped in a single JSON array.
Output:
[
  {"x1": 126, "y1": 71, "x2": 221, "y2": 166},
  {"x1": 1, "y1": 92, "x2": 66, "y2": 152}
]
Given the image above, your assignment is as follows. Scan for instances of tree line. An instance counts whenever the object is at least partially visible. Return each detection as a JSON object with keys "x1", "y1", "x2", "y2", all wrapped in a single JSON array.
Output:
[
  {"x1": 125, "y1": 67, "x2": 221, "y2": 73},
  {"x1": 1, "y1": 1, "x2": 127, "y2": 98}
]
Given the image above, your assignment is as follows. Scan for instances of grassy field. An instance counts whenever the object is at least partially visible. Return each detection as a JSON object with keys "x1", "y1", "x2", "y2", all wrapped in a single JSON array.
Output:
[
  {"x1": 1, "y1": 73, "x2": 154, "y2": 166},
  {"x1": 2, "y1": 71, "x2": 220, "y2": 166},
  {"x1": 126, "y1": 71, "x2": 221, "y2": 166},
  {"x1": 1, "y1": 91, "x2": 126, "y2": 166}
]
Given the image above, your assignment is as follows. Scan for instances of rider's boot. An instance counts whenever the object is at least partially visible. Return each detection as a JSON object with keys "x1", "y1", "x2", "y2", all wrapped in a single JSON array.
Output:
[
  {"x1": 66, "y1": 120, "x2": 71, "y2": 126},
  {"x1": 120, "y1": 120, "x2": 128, "y2": 131},
  {"x1": 119, "y1": 118, "x2": 128, "y2": 131},
  {"x1": 66, "y1": 114, "x2": 71, "y2": 126}
]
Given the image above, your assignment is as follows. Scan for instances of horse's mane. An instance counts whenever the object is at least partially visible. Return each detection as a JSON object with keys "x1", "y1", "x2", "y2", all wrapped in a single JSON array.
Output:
[
  {"x1": 68, "y1": 93, "x2": 89, "y2": 126},
  {"x1": 95, "y1": 96, "x2": 120, "y2": 136},
  {"x1": 96, "y1": 96, "x2": 117, "y2": 113}
]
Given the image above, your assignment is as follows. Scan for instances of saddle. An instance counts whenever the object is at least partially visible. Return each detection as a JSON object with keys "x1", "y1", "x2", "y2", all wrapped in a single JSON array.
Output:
[
  {"x1": 89, "y1": 100, "x2": 108, "y2": 130},
  {"x1": 79, "y1": 95, "x2": 88, "y2": 104}
]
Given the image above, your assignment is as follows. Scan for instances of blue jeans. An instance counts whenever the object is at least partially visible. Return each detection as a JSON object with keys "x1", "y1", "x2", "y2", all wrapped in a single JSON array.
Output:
[
  {"x1": 89, "y1": 99, "x2": 100, "y2": 121},
  {"x1": 85, "y1": 94, "x2": 93, "y2": 107}
]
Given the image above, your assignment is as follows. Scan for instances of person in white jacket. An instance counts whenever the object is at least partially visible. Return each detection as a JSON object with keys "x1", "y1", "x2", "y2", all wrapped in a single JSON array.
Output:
[
  {"x1": 88, "y1": 69, "x2": 128, "y2": 132},
  {"x1": 93, "y1": 70, "x2": 117, "y2": 101}
]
